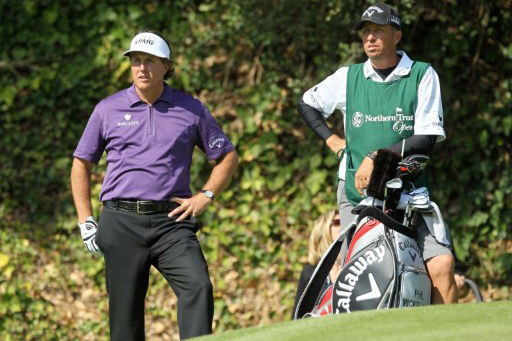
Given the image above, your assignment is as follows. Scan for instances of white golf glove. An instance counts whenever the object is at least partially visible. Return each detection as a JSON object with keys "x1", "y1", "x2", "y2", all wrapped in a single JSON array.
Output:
[{"x1": 77, "y1": 216, "x2": 102, "y2": 255}]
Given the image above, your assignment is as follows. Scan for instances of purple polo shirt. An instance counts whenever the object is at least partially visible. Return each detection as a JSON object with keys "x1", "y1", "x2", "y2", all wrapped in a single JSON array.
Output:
[{"x1": 73, "y1": 84, "x2": 234, "y2": 201}]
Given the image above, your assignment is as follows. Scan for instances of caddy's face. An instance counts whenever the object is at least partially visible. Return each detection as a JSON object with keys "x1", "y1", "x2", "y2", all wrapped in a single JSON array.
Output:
[{"x1": 359, "y1": 22, "x2": 401, "y2": 60}]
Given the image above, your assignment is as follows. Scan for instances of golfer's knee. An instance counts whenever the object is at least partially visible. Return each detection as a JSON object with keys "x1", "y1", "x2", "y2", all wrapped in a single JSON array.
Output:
[{"x1": 191, "y1": 274, "x2": 213, "y2": 297}]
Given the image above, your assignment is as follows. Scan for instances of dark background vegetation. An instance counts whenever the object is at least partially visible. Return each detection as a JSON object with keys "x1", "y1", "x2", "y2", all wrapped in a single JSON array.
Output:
[{"x1": 1, "y1": 0, "x2": 510, "y2": 340}]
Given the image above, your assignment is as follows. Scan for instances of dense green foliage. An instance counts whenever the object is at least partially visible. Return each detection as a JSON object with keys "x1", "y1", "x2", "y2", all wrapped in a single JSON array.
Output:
[{"x1": 1, "y1": 0, "x2": 510, "y2": 339}]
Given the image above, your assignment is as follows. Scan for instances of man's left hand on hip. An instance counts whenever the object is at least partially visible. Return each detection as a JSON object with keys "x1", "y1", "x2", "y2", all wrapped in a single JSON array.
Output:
[{"x1": 169, "y1": 194, "x2": 212, "y2": 222}]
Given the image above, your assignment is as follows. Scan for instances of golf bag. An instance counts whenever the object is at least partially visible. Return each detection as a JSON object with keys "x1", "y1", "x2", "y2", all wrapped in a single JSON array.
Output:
[
  {"x1": 331, "y1": 212, "x2": 431, "y2": 313},
  {"x1": 295, "y1": 151, "x2": 435, "y2": 319}
]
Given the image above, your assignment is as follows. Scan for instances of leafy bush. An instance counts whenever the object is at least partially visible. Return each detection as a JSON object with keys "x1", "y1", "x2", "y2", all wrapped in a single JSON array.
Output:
[{"x1": 1, "y1": 0, "x2": 510, "y2": 339}]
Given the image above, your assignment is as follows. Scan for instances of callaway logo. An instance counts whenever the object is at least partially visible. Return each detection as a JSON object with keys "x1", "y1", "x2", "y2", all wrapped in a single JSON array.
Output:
[
  {"x1": 408, "y1": 251, "x2": 417, "y2": 262},
  {"x1": 356, "y1": 273, "x2": 381, "y2": 301},
  {"x1": 399, "y1": 238, "x2": 421, "y2": 263},
  {"x1": 364, "y1": 5, "x2": 384, "y2": 17},
  {"x1": 135, "y1": 38, "x2": 154, "y2": 46},
  {"x1": 398, "y1": 239, "x2": 421, "y2": 255},
  {"x1": 208, "y1": 137, "x2": 225, "y2": 149},
  {"x1": 117, "y1": 113, "x2": 139, "y2": 127},
  {"x1": 335, "y1": 245, "x2": 386, "y2": 313}
]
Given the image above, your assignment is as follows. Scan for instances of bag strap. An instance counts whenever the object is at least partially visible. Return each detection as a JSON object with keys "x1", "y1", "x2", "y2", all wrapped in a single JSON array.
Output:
[
  {"x1": 294, "y1": 238, "x2": 342, "y2": 319},
  {"x1": 294, "y1": 224, "x2": 353, "y2": 319},
  {"x1": 357, "y1": 206, "x2": 417, "y2": 239}
]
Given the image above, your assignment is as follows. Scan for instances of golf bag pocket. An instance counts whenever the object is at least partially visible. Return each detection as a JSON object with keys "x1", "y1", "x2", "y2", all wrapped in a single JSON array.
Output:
[
  {"x1": 393, "y1": 229, "x2": 427, "y2": 271},
  {"x1": 392, "y1": 229, "x2": 431, "y2": 307},
  {"x1": 397, "y1": 268, "x2": 431, "y2": 307}
]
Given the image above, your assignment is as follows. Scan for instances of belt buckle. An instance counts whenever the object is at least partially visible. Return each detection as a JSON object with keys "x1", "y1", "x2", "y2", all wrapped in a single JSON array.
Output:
[{"x1": 137, "y1": 200, "x2": 156, "y2": 214}]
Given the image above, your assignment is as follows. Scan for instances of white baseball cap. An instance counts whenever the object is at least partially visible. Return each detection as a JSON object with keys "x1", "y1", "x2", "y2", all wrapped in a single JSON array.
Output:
[{"x1": 123, "y1": 32, "x2": 171, "y2": 60}]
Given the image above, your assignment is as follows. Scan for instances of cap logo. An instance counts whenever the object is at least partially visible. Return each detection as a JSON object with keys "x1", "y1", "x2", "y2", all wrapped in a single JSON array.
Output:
[
  {"x1": 124, "y1": 32, "x2": 171, "y2": 60},
  {"x1": 364, "y1": 5, "x2": 384, "y2": 17},
  {"x1": 390, "y1": 15, "x2": 401, "y2": 26},
  {"x1": 135, "y1": 38, "x2": 154, "y2": 46}
]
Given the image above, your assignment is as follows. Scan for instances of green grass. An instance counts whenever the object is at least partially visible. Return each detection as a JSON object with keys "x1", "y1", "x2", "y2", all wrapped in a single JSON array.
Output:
[{"x1": 195, "y1": 301, "x2": 512, "y2": 341}]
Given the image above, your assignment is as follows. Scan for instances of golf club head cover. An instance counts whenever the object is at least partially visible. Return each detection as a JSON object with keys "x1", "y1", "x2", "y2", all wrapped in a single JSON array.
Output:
[{"x1": 367, "y1": 149, "x2": 402, "y2": 200}]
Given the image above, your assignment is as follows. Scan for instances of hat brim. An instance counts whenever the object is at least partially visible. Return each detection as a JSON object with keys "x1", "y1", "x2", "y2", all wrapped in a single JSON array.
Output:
[
  {"x1": 353, "y1": 19, "x2": 401, "y2": 31},
  {"x1": 123, "y1": 49, "x2": 169, "y2": 59}
]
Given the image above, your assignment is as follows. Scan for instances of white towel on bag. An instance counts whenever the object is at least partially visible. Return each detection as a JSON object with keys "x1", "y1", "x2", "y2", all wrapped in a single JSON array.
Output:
[{"x1": 421, "y1": 201, "x2": 451, "y2": 246}]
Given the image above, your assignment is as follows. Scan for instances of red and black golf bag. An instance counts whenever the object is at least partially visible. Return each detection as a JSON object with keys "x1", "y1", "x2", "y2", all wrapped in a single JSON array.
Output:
[{"x1": 295, "y1": 151, "x2": 433, "y2": 319}]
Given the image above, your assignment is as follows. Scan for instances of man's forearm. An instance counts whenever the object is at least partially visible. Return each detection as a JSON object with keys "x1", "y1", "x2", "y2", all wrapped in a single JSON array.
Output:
[
  {"x1": 71, "y1": 158, "x2": 94, "y2": 223},
  {"x1": 386, "y1": 135, "x2": 437, "y2": 157},
  {"x1": 202, "y1": 150, "x2": 238, "y2": 196},
  {"x1": 326, "y1": 134, "x2": 346, "y2": 154},
  {"x1": 297, "y1": 98, "x2": 334, "y2": 141}
]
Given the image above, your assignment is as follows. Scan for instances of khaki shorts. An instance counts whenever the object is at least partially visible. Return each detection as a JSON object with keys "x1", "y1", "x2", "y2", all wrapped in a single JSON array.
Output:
[{"x1": 337, "y1": 180, "x2": 452, "y2": 260}]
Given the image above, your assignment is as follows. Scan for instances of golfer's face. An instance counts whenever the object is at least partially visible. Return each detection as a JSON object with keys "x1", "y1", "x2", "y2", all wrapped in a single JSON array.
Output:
[
  {"x1": 359, "y1": 23, "x2": 401, "y2": 59},
  {"x1": 130, "y1": 52, "x2": 168, "y2": 92}
]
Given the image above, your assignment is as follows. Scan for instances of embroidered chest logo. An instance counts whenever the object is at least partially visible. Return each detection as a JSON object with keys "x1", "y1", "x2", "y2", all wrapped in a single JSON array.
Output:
[
  {"x1": 352, "y1": 107, "x2": 412, "y2": 133},
  {"x1": 117, "y1": 113, "x2": 139, "y2": 127},
  {"x1": 352, "y1": 112, "x2": 364, "y2": 128},
  {"x1": 208, "y1": 137, "x2": 225, "y2": 149}
]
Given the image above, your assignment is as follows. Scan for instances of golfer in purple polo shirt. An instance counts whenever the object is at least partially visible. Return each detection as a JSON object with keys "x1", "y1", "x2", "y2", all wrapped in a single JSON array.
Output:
[{"x1": 70, "y1": 30, "x2": 238, "y2": 341}]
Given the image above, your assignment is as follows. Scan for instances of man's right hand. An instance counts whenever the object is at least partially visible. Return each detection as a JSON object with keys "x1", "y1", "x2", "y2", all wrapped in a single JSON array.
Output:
[
  {"x1": 326, "y1": 134, "x2": 346, "y2": 154},
  {"x1": 77, "y1": 216, "x2": 102, "y2": 255}
]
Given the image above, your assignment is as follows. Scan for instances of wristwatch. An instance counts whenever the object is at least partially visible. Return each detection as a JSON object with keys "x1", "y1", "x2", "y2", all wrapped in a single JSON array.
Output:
[
  {"x1": 201, "y1": 190, "x2": 215, "y2": 201},
  {"x1": 366, "y1": 150, "x2": 377, "y2": 161}
]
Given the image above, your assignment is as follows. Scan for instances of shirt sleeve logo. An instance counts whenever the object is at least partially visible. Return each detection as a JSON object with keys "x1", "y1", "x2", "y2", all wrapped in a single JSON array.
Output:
[{"x1": 208, "y1": 137, "x2": 225, "y2": 149}]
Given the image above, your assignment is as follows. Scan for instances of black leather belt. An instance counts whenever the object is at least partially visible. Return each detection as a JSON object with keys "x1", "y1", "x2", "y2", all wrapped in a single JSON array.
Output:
[{"x1": 103, "y1": 199, "x2": 179, "y2": 215}]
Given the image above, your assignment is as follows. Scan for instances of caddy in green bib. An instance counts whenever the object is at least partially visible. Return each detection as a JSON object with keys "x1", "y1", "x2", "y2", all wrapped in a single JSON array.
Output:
[{"x1": 344, "y1": 61, "x2": 430, "y2": 206}]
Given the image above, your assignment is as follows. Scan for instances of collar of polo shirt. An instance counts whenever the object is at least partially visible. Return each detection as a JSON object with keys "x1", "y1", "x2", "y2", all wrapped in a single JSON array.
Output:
[{"x1": 123, "y1": 32, "x2": 171, "y2": 60}]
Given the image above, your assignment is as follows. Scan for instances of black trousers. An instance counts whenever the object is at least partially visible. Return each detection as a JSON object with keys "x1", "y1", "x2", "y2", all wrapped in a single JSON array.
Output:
[{"x1": 97, "y1": 207, "x2": 213, "y2": 341}]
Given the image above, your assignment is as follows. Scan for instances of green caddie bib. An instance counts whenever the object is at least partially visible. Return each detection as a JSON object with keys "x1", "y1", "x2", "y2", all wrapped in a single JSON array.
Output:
[{"x1": 344, "y1": 61, "x2": 430, "y2": 206}]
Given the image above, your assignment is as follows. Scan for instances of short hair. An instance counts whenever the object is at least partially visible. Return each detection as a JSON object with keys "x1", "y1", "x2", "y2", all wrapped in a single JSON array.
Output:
[
  {"x1": 307, "y1": 209, "x2": 339, "y2": 266},
  {"x1": 133, "y1": 29, "x2": 174, "y2": 80}
]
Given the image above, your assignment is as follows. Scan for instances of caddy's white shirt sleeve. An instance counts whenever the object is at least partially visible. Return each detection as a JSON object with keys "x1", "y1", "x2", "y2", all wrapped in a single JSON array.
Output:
[
  {"x1": 302, "y1": 67, "x2": 349, "y2": 180},
  {"x1": 414, "y1": 66, "x2": 446, "y2": 141},
  {"x1": 302, "y1": 67, "x2": 349, "y2": 118}
]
